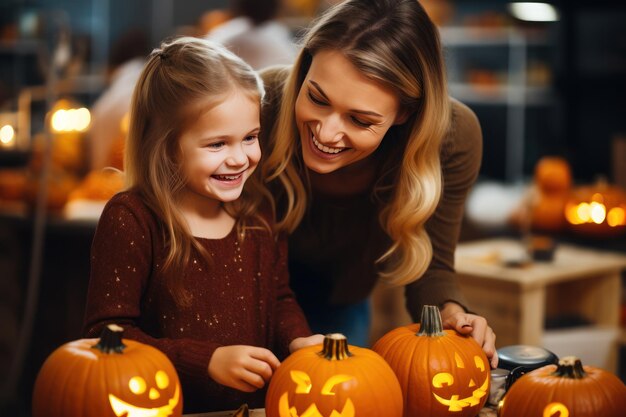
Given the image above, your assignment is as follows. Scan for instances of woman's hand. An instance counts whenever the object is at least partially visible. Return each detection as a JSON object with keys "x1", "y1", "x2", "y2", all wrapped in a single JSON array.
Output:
[
  {"x1": 289, "y1": 334, "x2": 325, "y2": 353},
  {"x1": 208, "y1": 345, "x2": 280, "y2": 392},
  {"x1": 440, "y1": 302, "x2": 499, "y2": 369}
]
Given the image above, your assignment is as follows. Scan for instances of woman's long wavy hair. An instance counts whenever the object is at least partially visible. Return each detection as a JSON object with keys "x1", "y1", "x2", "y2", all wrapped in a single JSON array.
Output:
[
  {"x1": 263, "y1": 0, "x2": 450, "y2": 286},
  {"x1": 125, "y1": 37, "x2": 269, "y2": 305}
]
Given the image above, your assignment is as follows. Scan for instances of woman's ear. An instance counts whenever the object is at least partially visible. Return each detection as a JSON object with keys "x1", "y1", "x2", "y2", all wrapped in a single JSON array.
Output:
[{"x1": 393, "y1": 109, "x2": 411, "y2": 125}]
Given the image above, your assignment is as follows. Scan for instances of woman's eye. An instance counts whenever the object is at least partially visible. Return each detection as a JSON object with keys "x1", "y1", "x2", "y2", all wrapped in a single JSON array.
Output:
[
  {"x1": 351, "y1": 116, "x2": 372, "y2": 128},
  {"x1": 308, "y1": 91, "x2": 327, "y2": 106}
]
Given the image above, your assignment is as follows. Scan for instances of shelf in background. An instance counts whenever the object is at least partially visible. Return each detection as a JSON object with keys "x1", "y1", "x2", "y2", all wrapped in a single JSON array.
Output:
[{"x1": 449, "y1": 82, "x2": 555, "y2": 106}]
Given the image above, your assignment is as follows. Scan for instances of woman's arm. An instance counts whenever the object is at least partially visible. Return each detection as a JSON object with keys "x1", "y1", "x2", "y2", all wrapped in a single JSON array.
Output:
[
  {"x1": 405, "y1": 99, "x2": 498, "y2": 367},
  {"x1": 272, "y1": 232, "x2": 316, "y2": 356}
]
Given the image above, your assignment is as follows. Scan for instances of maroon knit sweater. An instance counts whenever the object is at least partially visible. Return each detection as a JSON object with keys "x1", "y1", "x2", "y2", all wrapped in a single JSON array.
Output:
[{"x1": 82, "y1": 191, "x2": 312, "y2": 413}]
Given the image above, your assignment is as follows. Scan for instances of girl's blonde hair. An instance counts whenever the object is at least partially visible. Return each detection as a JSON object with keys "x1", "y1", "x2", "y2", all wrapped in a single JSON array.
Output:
[
  {"x1": 263, "y1": 0, "x2": 450, "y2": 286},
  {"x1": 125, "y1": 36, "x2": 269, "y2": 305}
]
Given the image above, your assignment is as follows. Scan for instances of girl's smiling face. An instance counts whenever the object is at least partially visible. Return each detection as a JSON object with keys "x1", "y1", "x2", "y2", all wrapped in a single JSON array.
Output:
[
  {"x1": 178, "y1": 88, "x2": 261, "y2": 207},
  {"x1": 295, "y1": 49, "x2": 406, "y2": 174}
]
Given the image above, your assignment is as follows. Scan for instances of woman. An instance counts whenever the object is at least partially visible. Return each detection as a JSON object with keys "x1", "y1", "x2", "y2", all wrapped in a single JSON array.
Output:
[{"x1": 260, "y1": 0, "x2": 497, "y2": 367}]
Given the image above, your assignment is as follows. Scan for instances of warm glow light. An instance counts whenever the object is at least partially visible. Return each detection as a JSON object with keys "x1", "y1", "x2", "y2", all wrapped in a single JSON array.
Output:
[
  {"x1": 565, "y1": 204, "x2": 583, "y2": 225},
  {"x1": 508, "y1": 2, "x2": 559, "y2": 22},
  {"x1": 589, "y1": 202, "x2": 606, "y2": 224},
  {"x1": 51, "y1": 107, "x2": 91, "y2": 133},
  {"x1": 576, "y1": 203, "x2": 591, "y2": 222},
  {"x1": 607, "y1": 207, "x2": 626, "y2": 227},
  {"x1": 0, "y1": 124, "x2": 15, "y2": 146}
]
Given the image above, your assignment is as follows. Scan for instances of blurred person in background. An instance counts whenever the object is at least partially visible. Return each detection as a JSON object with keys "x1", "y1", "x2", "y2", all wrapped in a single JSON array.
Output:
[
  {"x1": 205, "y1": 0, "x2": 297, "y2": 70},
  {"x1": 89, "y1": 29, "x2": 149, "y2": 170}
]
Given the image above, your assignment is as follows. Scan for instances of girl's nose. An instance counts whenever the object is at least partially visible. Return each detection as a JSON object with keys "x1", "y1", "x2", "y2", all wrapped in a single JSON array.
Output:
[{"x1": 225, "y1": 144, "x2": 247, "y2": 166}]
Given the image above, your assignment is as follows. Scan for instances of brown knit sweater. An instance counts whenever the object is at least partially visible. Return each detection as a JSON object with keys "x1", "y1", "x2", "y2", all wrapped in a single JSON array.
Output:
[
  {"x1": 82, "y1": 191, "x2": 312, "y2": 413},
  {"x1": 259, "y1": 66, "x2": 483, "y2": 320}
]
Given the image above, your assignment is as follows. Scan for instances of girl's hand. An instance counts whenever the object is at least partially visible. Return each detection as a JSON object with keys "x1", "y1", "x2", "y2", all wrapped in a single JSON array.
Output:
[
  {"x1": 440, "y1": 302, "x2": 499, "y2": 369},
  {"x1": 208, "y1": 345, "x2": 280, "y2": 392},
  {"x1": 288, "y1": 334, "x2": 325, "y2": 353}
]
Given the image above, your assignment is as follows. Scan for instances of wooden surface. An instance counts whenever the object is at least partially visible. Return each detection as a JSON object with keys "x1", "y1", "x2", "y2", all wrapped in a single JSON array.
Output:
[
  {"x1": 184, "y1": 406, "x2": 498, "y2": 417},
  {"x1": 455, "y1": 238, "x2": 626, "y2": 370}
]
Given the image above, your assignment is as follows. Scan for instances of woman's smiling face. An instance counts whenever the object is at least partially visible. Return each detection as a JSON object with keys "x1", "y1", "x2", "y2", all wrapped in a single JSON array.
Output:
[{"x1": 295, "y1": 49, "x2": 405, "y2": 174}]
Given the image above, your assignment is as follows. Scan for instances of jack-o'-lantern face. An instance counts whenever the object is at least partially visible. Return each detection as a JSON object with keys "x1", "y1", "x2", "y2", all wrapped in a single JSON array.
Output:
[
  {"x1": 431, "y1": 353, "x2": 489, "y2": 411},
  {"x1": 109, "y1": 370, "x2": 180, "y2": 417},
  {"x1": 278, "y1": 370, "x2": 356, "y2": 417}
]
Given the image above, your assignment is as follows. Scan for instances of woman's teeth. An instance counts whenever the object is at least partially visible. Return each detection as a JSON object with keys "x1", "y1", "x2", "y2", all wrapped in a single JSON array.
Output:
[{"x1": 312, "y1": 134, "x2": 344, "y2": 154}]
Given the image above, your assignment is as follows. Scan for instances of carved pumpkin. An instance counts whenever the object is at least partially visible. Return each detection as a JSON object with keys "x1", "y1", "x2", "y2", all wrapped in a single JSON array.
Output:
[
  {"x1": 373, "y1": 305, "x2": 490, "y2": 417},
  {"x1": 32, "y1": 324, "x2": 183, "y2": 417},
  {"x1": 265, "y1": 333, "x2": 403, "y2": 417},
  {"x1": 498, "y1": 356, "x2": 626, "y2": 417},
  {"x1": 564, "y1": 180, "x2": 626, "y2": 237}
]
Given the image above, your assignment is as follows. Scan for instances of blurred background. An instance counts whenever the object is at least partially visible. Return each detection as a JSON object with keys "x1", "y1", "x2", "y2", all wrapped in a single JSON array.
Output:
[{"x1": 0, "y1": 0, "x2": 625, "y2": 415}]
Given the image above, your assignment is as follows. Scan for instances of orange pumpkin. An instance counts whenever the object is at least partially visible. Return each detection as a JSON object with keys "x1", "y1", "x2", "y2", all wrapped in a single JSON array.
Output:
[
  {"x1": 534, "y1": 156, "x2": 572, "y2": 195},
  {"x1": 32, "y1": 324, "x2": 183, "y2": 417},
  {"x1": 564, "y1": 180, "x2": 626, "y2": 237},
  {"x1": 498, "y1": 356, "x2": 626, "y2": 417},
  {"x1": 265, "y1": 333, "x2": 403, "y2": 417},
  {"x1": 373, "y1": 305, "x2": 490, "y2": 417}
]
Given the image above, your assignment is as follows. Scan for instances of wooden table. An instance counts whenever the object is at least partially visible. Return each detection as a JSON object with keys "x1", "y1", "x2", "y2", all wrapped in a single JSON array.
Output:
[
  {"x1": 185, "y1": 406, "x2": 498, "y2": 416},
  {"x1": 455, "y1": 238, "x2": 626, "y2": 370}
]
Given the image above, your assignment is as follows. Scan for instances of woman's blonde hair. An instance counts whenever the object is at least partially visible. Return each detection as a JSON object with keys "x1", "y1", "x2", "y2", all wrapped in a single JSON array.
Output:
[
  {"x1": 125, "y1": 36, "x2": 269, "y2": 304},
  {"x1": 263, "y1": 0, "x2": 450, "y2": 286}
]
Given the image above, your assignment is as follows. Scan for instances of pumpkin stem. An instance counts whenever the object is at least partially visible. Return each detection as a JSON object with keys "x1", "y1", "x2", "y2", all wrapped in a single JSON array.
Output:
[
  {"x1": 417, "y1": 305, "x2": 446, "y2": 337},
  {"x1": 92, "y1": 324, "x2": 127, "y2": 354},
  {"x1": 318, "y1": 333, "x2": 353, "y2": 361},
  {"x1": 551, "y1": 356, "x2": 587, "y2": 379}
]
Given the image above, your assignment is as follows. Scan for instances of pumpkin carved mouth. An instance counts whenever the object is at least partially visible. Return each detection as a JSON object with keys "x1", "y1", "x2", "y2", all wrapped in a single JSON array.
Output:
[
  {"x1": 109, "y1": 384, "x2": 180, "y2": 417},
  {"x1": 432, "y1": 374, "x2": 489, "y2": 411},
  {"x1": 278, "y1": 393, "x2": 355, "y2": 417}
]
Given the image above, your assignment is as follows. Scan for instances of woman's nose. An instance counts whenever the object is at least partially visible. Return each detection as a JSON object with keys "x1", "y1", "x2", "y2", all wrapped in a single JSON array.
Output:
[{"x1": 316, "y1": 114, "x2": 345, "y2": 144}]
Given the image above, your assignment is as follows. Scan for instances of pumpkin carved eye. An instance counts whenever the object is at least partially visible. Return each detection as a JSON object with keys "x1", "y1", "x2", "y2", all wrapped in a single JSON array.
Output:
[
  {"x1": 544, "y1": 402, "x2": 569, "y2": 417},
  {"x1": 433, "y1": 373, "x2": 454, "y2": 388},
  {"x1": 321, "y1": 375, "x2": 354, "y2": 395},
  {"x1": 290, "y1": 370, "x2": 313, "y2": 394},
  {"x1": 129, "y1": 377, "x2": 147, "y2": 394}
]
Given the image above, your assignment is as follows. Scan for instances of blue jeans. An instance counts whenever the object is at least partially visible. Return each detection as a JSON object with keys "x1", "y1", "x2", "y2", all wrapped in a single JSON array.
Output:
[{"x1": 303, "y1": 300, "x2": 371, "y2": 347}]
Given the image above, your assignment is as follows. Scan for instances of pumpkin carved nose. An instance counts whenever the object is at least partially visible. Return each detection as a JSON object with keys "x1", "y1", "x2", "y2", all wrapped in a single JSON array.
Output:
[{"x1": 149, "y1": 388, "x2": 160, "y2": 399}]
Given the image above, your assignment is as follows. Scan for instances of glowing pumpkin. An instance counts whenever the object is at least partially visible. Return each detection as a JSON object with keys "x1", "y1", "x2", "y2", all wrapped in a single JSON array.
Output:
[
  {"x1": 32, "y1": 324, "x2": 182, "y2": 417},
  {"x1": 564, "y1": 180, "x2": 626, "y2": 237},
  {"x1": 498, "y1": 356, "x2": 626, "y2": 417},
  {"x1": 373, "y1": 305, "x2": 490, "y2": 417},
  {"x1": 265, "y1": 333, "x2": 403, "y2": 417}
]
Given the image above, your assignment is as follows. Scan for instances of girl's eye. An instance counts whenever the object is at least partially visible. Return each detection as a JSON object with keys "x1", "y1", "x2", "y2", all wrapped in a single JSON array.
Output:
[
  {"x1": 244, "y1": 135, "x2": 258, "y2": 143},
  {"x1": 351, "y1": 116, "x2": 372, "y2": 128},
  {"x1": 206, "y1": 141, "x2": 225, "y2": 149},
  {"x1": 308, "y1": 91, "x2": 327, "y2": 106}
]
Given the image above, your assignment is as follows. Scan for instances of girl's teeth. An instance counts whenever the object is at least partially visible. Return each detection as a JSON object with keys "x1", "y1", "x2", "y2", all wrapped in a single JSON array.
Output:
[{"x1": 215, "y1": 174, "x2": 240, "y2": 180}]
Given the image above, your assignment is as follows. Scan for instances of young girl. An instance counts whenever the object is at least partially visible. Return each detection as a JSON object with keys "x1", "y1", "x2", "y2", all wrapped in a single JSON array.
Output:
[{"x1": 82, "y1": 37, "x2": 322, "y2": 413}]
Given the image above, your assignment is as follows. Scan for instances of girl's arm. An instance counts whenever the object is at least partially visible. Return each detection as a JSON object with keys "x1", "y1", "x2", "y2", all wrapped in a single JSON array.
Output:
[{"x1": 82, "y1": 195, "x2": 220, "y2": 385}]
